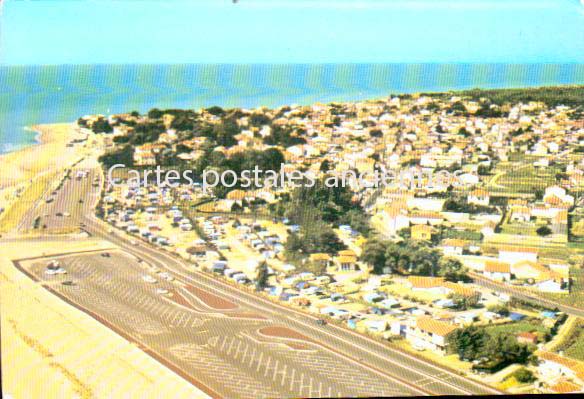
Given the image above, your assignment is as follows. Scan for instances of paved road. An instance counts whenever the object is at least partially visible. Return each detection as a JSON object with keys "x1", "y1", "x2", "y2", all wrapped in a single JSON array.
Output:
[
  {"x1": 10, "y1": 164, "x2": 504, "y2": 397},
  {"x1": 470, "y1": 272, "x2": 584, "y2": 318},
  {"x1": 18, "y1": 159, "x2": 101, "y2": 234}
]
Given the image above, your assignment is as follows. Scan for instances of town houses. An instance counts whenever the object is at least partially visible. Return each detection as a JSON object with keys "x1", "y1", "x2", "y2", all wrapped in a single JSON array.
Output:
[{"x1": 89, "y1": 87, "x2": 584, "y2": 394}]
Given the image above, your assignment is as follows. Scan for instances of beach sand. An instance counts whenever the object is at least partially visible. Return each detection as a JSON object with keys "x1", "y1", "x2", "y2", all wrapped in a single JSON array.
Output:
[{"x1": 0, "y1": 123, "x2": 82, "y2": 189}]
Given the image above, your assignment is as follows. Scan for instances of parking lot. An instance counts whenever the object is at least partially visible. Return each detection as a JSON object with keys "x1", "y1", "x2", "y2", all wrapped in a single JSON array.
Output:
[{"x1": 20, "y1": 250, "x2": 423, "y2": 398}]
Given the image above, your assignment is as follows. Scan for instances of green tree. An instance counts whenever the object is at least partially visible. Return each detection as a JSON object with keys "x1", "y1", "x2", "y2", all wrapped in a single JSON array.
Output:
[
  {"x1": 536, "y1": 225, "x2": 552, "y2": 236},
  {"x1": 439, "y1": 258, "x2": 470, "y2": 282},
  {"x1": 361, "y1": 237, "x2": 389, "y2": 274},
  {"x1": 206, "y1": 106, "x2": 226, "y2": 116},
  {"x1": 450, "y1": 326, "x2": 488, "y2": 360},
  {"x1": 255, "y1": 261, "x2": 269, "y2": 291},
  {"x1": 98, "y1": 145, "x2": 134, "y2": 167},
  {"x1": 213, "y1": 119, "x2": 239, "y2": 147},
  {"x1": 512, "y1": 368, "x2": 535, "y2": 383},
  {"x1": 92, "y1": 117, "x2": 113, "y2": 134},
  {"x1": 147, "y1": 108, "x2": 163, "y2": 119},
  {"x1": 487, "y1": 304, "x2": 510, "y2": 316}
]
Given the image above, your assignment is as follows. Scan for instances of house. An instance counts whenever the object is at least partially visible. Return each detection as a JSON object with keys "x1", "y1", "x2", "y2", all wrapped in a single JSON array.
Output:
[
  {"x1": 543, "y1": 186, "x2": 574, "y2": 206},
  {"x1": 365, "y1": 319, "x2": 388, "y2": 333},
  {"x1": 468, "y1": 189, "x2": 490, "y2": 206},
  {"x1": 454, "y1": 313, "x2": 478, "y2": 326},
  {"x1": 516, "y1": 331, "x2": 538, "y2": 345},
  {"x1": 363, "y1": 292, "x2": 385, "y2": 304},
  {"x1": 434, "y1": 299, "x2": 456, "y2": 309},
  {"x1": 409, "y1": 211, "x2": 442, "y2": 226},
  {"x1": 511, "y1": 260, "x2": 550, "y2": 281},
  {"x1": 226, "y1": 189, "x2": 248, "y2": 203},
  {"x1": 309, "y1": 253, "x2": 332, "y2": 269},
  {"x1": 406, "y1": 276, "x2": 449, "y2": 295},
  {"x1": 509, "y1": 205, "x2": 531, "y2": 222},
  {"x1": 411, "y1": 224, "x2": 434, "y2": 241},
  {"x1": 536, "y1": 350, "x2": 584, "y2": 387},
  {"x1": 498, "y1": 246, "x2": 538, "y2": 264},
  {"x1": 444, "y1": 282, "x2": 479, "y2": 298},
  {"x1": 406, "y1": 316, "x2": 458, "y2": 354},
  {"x1": 537, "y1": 278, "x2": 569, "y2": 293},
  {"x1": 548, "y1": 379, "x2": 582, "y2": 394},
  {"x1": 484, "y1": 260, "x2": 512, "y2": 281},
  {"x1": 441, "y1": 239, "x2": 467, "y2": 256},
  {"x1": 333, "y1": 254, "x2": 359, "y2": 272},
  {"x1": 381, "y1": 205, "x2": 410, "y2": 234}
]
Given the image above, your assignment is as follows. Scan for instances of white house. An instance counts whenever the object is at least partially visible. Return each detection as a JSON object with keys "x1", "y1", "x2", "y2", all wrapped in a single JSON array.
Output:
[
  {"x1": 406, "y1": 316, "x2": 458, "y2": 354},
  {"x1": 537, "y1": 279, "x2": 568, "y2": 294},
  {"x1": 544, "y1": 186, "x2": 574, "y2": 206},
  {"x1": 498, "y1": 247, "x2": 538, "y2": 264},
  {"x1": 484, "y1": 260, "x2": 512, "y2": 281},
  {"x1": 536, "y1": 350, "x2": 584, "y2": 387},
  {"x1": 467, "y1": 189, "x2": 490, "y2": 206}
]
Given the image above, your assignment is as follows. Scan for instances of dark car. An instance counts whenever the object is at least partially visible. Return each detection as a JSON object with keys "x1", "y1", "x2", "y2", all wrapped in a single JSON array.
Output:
[
  {"x1": 56, "y1": 212, "x2": 63, "y2": 217},
  {"x1": 316, "y1": 319, "x2": 327, "y2": 326},
  {"x1": 61, "y1": 280, "x2": 75, "y2": 286},
  {"x1": 101, "y1": 252, "x2": 111, "y2": 258}
]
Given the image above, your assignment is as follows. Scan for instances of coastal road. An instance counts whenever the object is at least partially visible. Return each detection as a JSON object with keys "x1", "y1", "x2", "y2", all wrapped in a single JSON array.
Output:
[
  {"x1": 470, "y1": 272, "x2": 584, "y2": 318},
  {"x1": 17, "y1": 159, "x2": 101, "y2": 234},
  {"x1": 19, "y1": 164, "x2": 503, "y2": 397}
]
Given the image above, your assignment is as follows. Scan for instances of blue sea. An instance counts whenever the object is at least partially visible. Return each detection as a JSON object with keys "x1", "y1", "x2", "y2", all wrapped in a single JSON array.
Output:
[{"x1": 1, "y1": 64, "x2": 584, "y2": 154}]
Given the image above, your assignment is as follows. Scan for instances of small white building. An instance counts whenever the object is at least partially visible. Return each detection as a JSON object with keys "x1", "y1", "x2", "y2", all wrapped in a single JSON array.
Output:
[{"x1": 467, "y1": 189, "x2": 490, "y2": 206}]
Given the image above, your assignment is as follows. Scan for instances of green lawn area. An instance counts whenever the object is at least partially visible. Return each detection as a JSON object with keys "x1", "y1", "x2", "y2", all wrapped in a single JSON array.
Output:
[
  {"x1": 442, "y1": 228, "x2": 482, "y2": 241},
  {"x1": 482, "y1": 320, "x2": 549, "y2": 337},
  {"x1": 490, "y1": 164, "x2": 562, "y2": 194},
  {"x1": 499, "y1": 222, "x2": 538, "y2": 237},
  {"x1": 555, "y1": 319, "x2": 584, "y2": 362},
  {"x1": 564, "y1": 330, "x2": 584, "y2": 361}
]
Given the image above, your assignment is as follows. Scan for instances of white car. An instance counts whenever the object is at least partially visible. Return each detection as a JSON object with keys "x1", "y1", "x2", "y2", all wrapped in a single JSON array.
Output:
[
  {"x1": 45, "y1": 267, "x2": 67, "y2": 275},
  {"x1": 156, "y1": 288, "x2": 170, "y2": 295},
  {"x1": 142, "y1": 275, "x2": 157, "y2": 284}
]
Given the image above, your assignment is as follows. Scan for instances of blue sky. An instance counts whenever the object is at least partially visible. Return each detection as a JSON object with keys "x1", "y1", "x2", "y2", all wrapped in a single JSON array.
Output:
[{"x1": 1, "y1": 0, "x2": 583, "y2": 65}]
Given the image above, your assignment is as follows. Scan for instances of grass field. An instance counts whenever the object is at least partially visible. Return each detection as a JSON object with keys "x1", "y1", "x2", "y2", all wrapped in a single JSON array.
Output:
[
  {"x1": 554, "y1": 318, "x2": 584, "y2": 361},
  {"x1": 482, "y1": 320, "x2": 549, "y2": 337},
  {"x1": 489, "y1": 164, "x2": 562, "y2": 194},
  {"x1": 564, "y1": 331, "x2": 584, "y2": 361}
]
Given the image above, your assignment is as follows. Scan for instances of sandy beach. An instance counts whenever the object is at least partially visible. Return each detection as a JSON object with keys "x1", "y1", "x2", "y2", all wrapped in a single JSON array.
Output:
[{"x1": 0, "y1": 123, "x2": 82, "y2": 190}]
